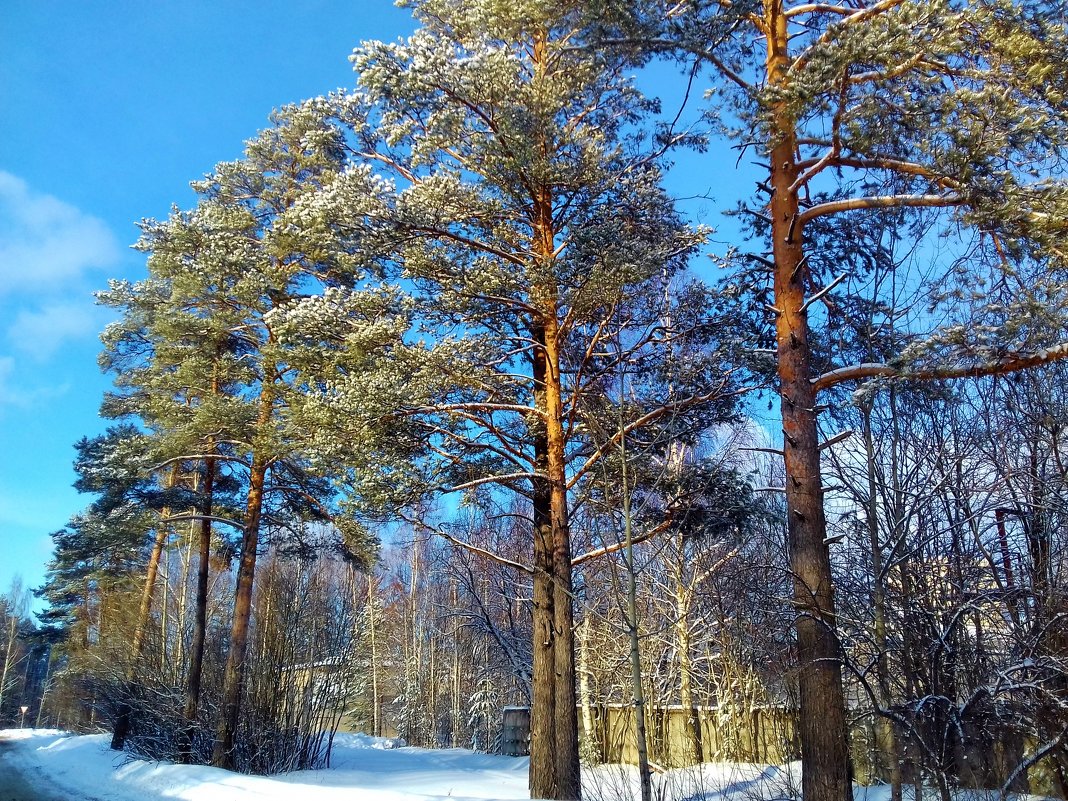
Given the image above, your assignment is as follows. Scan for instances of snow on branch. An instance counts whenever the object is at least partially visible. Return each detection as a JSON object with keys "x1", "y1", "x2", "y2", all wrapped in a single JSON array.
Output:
[
  {"x1": 784, "y1": 3, "x2": 854, "y2": 17},
  {"x1": 812, "y1": 342, "x2": 1068, "y2": 393},
  {"x1": 1000, "y1": 726, "x2": 1068, "y2": 797},
  {"x1": 437, "y1": 528, "x2": 534, "y2": 574},
  {"x1": 738, "y1": 446, "x2": 784, "y2": 458},
  {"x1": 792, "y1": 0, "x2": 908, "y2": 72},
  {"x1": 401, "y1": 514, "x2": 535, "y2": 574},
  {"x1": 570, "y1": 520, "x2": 672, "y2": 568},
  {"x1": 442, "y1": 471, "x2": 541, "y2": 493},
  {"x1": 149, "y1": 453, "x2": 251, "y2": 471},
  {"x1": 408, "y1": 402, "x2": 543, "y2": 417},
  {"x1": 161, "y1": 513, "x2": 246, "y2": 531},
  {"x1": 797, "y1": 193, "x2": 962, "y2": 225},
  {"x1": 818, "y1": 429, "x2": 854, "y2": 451},
  {"x1": 799, "y1": 273, "x2": 846, "y2": 313}
]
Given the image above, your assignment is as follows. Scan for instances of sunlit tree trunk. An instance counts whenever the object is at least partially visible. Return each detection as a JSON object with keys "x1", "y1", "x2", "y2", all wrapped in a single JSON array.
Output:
[
  {"x1": 530, "y1": 325, "x2": 559, "y2": 798},
  {"x1": 766, "y1": 1, "x2": 851, "y2": 798},
  {"x1": 213, "y1": 389, "x2": 274, "y2": 770},
  {"x1": 544, "y1": 317, "x2": 580, "y2": 800},
  {"x1": 527, "y1": 28, "x2": 580, "y2": 796}
]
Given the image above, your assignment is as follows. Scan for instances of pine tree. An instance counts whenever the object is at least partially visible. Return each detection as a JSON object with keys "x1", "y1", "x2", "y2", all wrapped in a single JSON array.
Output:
[
  {"x1": 594, "y1": 2, "x2": 1068, "y2": 799},
  {"x1": 98, "y1": 101, "x2": 382, "y2": 769},
  {"x1": 272, "y1": 2, "x2": 743, "y2": 796}
]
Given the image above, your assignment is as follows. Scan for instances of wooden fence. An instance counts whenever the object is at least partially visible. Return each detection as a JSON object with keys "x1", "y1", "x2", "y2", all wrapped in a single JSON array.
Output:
[
  {"x1": 498, "y1": 705, "x2": 1065, "y2": 797},
  {"x1": 498, "y1": 705, "x2": 799, "y2": 767}
]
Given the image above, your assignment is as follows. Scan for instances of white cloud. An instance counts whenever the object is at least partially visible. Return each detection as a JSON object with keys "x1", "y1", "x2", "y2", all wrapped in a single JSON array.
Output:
[
  {"x1": 7, "y1": 300, "x2": 105, "y2": 361},
  {"x1": 0, "y1": 354, "x2": 70, "y2": 408},
  {"x1": 0, "y1": 171, "x2": 121, "y2": 295},
  {"x1": 0, "y1": 174, "x2": 119, "y2": 405}
]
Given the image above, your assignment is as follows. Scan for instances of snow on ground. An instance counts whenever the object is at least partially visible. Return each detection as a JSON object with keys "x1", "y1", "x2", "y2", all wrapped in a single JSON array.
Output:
[
  {"x1": 0, "y1": 729, "x2": 1045, "y2": 801},
  {"x1": 0, "y1": 729, "x2": 528, "y2": 801}
]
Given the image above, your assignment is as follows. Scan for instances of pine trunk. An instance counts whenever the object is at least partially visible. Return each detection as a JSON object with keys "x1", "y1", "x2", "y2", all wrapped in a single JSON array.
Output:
[
  {"x1": 212, "y1": 418, "x2": 271, "y2": 769},
  {"x1": 527, "y1": 37, "x2": 581, "y2": 791},
  {"x1": 180, "y1": 454, "x2": 216, "y2": 762},
  {"x1": 530, "y1": 338, "x2": 559, "y2": 799},
  {"x1": 766, "y1": 0, "x2": 851, "y2": 798},
  {"x1": 111, "y1": 469, "x2": 173, "y2": 751},
  {"x1": 186, "y1": 366, "x2": 222, "y2": 736},
  {"x1": 545, "y1": 326, "x2": 580, "y2": 801}
]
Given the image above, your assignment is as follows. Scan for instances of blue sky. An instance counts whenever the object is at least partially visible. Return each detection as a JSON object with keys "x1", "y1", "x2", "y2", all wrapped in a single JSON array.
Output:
[
  {"x1": 0, "y1": 2, "x2": 749, "y2": 611},
  {"x1": 0, "y1": 1, "x2": 417, "y2": 604}
]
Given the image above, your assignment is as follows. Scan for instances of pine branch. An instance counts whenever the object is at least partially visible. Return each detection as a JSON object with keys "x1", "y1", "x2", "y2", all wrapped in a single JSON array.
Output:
[
  {"x1": 442, "y1": 471, "x2": 541, "y2": 493},
  {"x1": 149, "y1": 454, "x2": 251, "y2": 471},
  {"x1": 161, "y1": 513, "x2": 245, "y2": 531},
  {"x1": 818, "y1": 429, "x2": 854, "y2": 451},
  {"x1": 570, "y1": 520, "x2": 673, "y2": 568},
  {"x1": 797, "y1": 193, "x2": 962, "y2": 225},
  {"x1": 813, "y1": 343, "x2": 1068, "y2": 392},
  {"x1": 798, "y1": 273, "x2": 846, "y2": 313},
  {"x1": 424, "y1": 525, "x2": 534, "y2": 575},
  {"x1": 785, "y1": 3, "x2": 854, "y2": 17}
]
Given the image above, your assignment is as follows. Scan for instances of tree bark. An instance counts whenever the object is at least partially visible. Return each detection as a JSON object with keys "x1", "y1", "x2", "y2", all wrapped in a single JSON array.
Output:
[
  {"x1": 544, "y1": 318, "x2": 581, "y2": 801},
  {"x1": 212, "y1": 391, "x2": 273, "y2": 770},
  {"x1": 766, "y1": 1, "x2": 852, "y2": 798},
  {"x1": 527, "y1": 30, "x2": 580, "y2": 795},
  {"x1": 180, "y1": 454, "x2": 216, "y2": 762},
  {"x1": 111, "y1": 466, "x2": 176, "y2": 751},
  {"x1": 530, "y1": 325, "x2": 559, "y2": 799}
]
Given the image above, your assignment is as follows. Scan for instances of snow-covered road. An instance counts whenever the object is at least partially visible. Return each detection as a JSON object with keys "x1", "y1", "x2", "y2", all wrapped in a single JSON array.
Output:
[{"x1": 0, "y1": 735, "x2": 77, "y2": 801}]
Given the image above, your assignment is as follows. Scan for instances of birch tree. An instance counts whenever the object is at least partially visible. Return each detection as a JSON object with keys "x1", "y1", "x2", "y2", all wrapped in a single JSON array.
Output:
[{"x1": 0, "y1": 578, "x2": 31, "y2": 719}]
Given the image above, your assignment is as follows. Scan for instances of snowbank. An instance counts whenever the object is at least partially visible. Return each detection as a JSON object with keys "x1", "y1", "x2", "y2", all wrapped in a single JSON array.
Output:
[
  {"x1": 0, "y1": 729, "x2": 1047, "y2": 801},
  {"x1": 0, "y1": 729, "x2": 528, "y2": 801}
]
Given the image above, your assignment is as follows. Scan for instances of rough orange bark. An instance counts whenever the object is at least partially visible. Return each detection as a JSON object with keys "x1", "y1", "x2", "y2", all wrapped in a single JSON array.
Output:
[
  {"x1": 766, "y1": 1, "x2": 852, "y2": 799},
  {"x1": 212, "y1": 387, "x2": 274, "y2": 770}
]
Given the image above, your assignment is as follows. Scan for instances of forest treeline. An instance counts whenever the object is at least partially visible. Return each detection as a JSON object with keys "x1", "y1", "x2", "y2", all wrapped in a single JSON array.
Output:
[{"x1": 5, "y1": 1, "x2": 1068, "y2": 801}]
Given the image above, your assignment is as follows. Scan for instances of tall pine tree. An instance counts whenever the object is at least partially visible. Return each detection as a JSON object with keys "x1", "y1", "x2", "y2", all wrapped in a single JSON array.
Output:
[
  {"x1": 273, "y1": 2, "x2": 744, "y2": 796},
  {"x1": 594, "y1": 2, "x2": 1068, "y2": 799}
]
